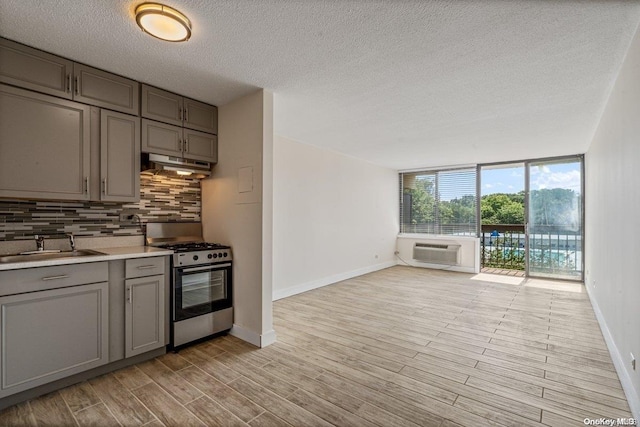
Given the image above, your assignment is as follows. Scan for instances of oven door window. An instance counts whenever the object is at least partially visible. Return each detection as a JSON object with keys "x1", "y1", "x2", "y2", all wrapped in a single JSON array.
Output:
[
  {"x1": 182, "y1": 270, "x2": 226, "y2": 309},
  {"x1": 175, "y1": 265, "x2": 231, "y2": 321}
]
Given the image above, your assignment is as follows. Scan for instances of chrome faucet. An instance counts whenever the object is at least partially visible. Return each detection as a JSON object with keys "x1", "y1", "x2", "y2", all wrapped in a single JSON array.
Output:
[
  {"x1": 35, "y1": 235, "x2": 45, "y2": 251},
  {"x1": 67, "y1": 233, "x2": 75, "y2": 252}
]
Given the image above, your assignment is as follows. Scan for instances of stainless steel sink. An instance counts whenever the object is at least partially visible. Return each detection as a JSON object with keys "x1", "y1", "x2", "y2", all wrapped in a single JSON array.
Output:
[{"x1": 0, "y1": 249, "x2": 105, "y2": 264}]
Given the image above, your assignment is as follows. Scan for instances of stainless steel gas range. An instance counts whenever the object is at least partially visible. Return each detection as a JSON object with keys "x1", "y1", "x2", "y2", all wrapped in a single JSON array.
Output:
[{"x1": 146, "y1": 222, "x2": 233, "y2": 348}]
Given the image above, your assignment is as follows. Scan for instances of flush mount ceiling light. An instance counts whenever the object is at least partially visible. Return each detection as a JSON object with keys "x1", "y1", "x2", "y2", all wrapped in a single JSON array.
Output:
[{"x1": 135, "y1": 2, "x2": 192, "y2": 42}]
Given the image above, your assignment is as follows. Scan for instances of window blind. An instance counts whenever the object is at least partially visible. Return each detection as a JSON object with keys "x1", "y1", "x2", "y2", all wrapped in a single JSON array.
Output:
[{"x1": 400, "y1": 168, "x2": 477, "y2": 235}]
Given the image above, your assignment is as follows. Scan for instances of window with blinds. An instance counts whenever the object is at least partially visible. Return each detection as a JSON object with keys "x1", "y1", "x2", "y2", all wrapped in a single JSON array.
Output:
[{"x1": 400, "y1": 168, "x2": 477, "y2": 235}]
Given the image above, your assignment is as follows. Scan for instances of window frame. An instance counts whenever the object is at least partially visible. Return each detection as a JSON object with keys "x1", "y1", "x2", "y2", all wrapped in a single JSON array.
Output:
[{"x1": 399, "y1": 166, "x2": 478, "y2": 236}]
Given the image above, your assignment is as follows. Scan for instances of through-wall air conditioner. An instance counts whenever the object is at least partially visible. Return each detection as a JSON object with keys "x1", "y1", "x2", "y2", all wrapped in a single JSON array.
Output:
[{"x1": 413, "y1": 242, "x2": 461, "y2": 266}]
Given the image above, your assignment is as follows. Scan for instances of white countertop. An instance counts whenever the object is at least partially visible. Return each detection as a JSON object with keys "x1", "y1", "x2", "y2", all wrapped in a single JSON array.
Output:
[{"x1": 0, "y1": 246, "x2": 173, "y2": 271}]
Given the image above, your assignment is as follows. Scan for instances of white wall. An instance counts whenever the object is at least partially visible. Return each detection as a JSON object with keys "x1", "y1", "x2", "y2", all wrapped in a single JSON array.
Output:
[
  {"x1": 396, "y1": 234, "x2": 480, "y2": 274},
  {"x1": 585, "y1": 23, "x2": 640, "y2": 417},
  {"x1": 272, "y1": 135, "x2": 398, "y2": 300},
  {"x1": 201, "y1": 89, "x2": 275, "y2": 347}
]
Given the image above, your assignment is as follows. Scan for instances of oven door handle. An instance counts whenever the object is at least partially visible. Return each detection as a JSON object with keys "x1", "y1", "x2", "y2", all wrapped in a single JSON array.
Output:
[{"x1": 182, "y1": 263, "x2": 231, "y2": 273}]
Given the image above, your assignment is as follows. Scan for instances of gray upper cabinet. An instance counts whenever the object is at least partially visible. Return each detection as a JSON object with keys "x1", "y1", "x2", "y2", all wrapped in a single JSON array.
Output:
[
  {"x1": 183, "y1": 98, "x2": 218, "y2": 134},
  {"x1": 0, "y1": 85, "x2": 140, "y2": 203},
  {"x1": 141, "y1": 84, "x2": 218, "y2": 164},
  {"x1": 141, "y1": 85, "x2": 183, "y2": 127},
  {"x1": 142, "y1": 84, "x2": 217, "y2": 134},
  {"x1": 74, "y1": 64, "x2": 139, "y2": 115},
  {"x1": 0, "y1": 84, "x2": 90, "y2": 201},
  {"x1": 0, "y1": 38, "x2": 73, "y2": 99},
  {"x1": 184, "y1": 128, "x2": 218, "y2": 163},
  {"x1": 100, "y1": 110, "x2": 140, "y2": 202},
  {"x1": 0, "y1": 38, "x2": 139, "y2": 114},
  {"x1": 142, "y1": 119, "x2": 218, "y2": 163},
  {"x1": 141, "y1": 119, "x2": 183, "y2": 158}
]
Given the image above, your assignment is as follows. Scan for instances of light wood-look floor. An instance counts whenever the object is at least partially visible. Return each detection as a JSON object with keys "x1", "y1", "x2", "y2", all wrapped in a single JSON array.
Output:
[{"x1": 0, "y1": 266, "x2": 632, "y2": 426}]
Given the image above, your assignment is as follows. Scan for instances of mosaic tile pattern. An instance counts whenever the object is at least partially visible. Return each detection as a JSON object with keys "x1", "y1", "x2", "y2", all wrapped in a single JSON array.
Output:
[{"x1": 0, "y1": 174, "x2": 201, "y2": 241}]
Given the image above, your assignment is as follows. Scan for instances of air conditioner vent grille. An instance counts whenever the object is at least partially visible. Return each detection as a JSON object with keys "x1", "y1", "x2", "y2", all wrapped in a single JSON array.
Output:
[
  {"x1": 413, "y1": 242, "x2": 461, "y2": 266},
  {"x1": 415, "y1": 243, "x2": 449, "y2": 250}
]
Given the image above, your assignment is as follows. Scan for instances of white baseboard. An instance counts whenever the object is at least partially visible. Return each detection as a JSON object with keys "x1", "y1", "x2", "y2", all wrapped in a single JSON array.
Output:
[
  {"x1": 230, "y1": 324, "x2": 277, "y2": 348},
  {"x1": 272, "y1": 260, "x2": 396, "y2": 301},
  {"x1": 586, "y1": 285, "x2": 640, "y2": 420},
  {"x1": 229, "y1": 324, "x2": 260, "y2": 346},
  {"x1": 261, "y1": 329, "x2": 277, "y2": 347},
  {"x1": 400, "y1": 259, "x2": 477, "y2": 274}
]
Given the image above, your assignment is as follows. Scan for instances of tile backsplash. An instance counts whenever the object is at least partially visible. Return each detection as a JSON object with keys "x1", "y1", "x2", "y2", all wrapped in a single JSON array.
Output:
[{"x1": 0, "y1": 173, "x2": 201, "y2": 241}]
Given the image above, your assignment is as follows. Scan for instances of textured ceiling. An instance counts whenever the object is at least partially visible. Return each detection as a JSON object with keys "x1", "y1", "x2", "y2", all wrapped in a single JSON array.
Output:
[{"x1": 1, "y1": 1, "x2": 639, "y2": 170}]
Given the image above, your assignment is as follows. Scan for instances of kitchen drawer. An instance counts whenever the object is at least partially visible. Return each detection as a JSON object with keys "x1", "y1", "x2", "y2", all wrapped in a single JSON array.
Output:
[
  {"x1": 125, "y1": 257, "x2": 165, "y2": 279},
  {"x1": 0, "y1": 262, "x2": 108, "y2": 297}
]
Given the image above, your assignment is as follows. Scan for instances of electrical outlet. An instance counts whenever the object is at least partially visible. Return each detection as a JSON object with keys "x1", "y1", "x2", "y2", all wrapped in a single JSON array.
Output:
[
  {"x1": 632, "y1": 352, "x2": 636, "y2": 371},
  {"x1": 119, "y1": 213, "x2": 134, "y2": 222}
]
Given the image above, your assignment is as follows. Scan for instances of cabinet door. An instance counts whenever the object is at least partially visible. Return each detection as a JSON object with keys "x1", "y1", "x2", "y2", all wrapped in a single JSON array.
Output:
[
  {"x1": 100, "y1": 110, "x2": 140, "y2": 202},
  {"x1": 0, "y1": 282, "x2": 109, "y2": 398},
  {"x1": 184, "y1": 128, "x2": 218, "y2": 163},
  {"x1": 74, "y1": 64, "x2": 140, "y2": 115},
  {"x1": 125, "y1": 275, "x2": 165, "y2": 358},
  {"x1": 183, "y1": 98, "x2": 217, "y2": 134},
  {"x1": 0, "y1": 38, "x2": 73, "y2": 99},
  {"x1": 0, "y1": 84, "x2": 90, "y2": 200},
  {"x1": 141, "y1": 119, "x2": 183, "y2": 157},
  {"x1": 141, "y1": 85, "x2": 183, "y2": 127}
]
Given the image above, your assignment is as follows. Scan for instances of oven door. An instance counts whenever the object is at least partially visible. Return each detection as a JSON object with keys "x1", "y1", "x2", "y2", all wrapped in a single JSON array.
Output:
[{"x1": 174, "y1": 262, "x2": 232, "y2": 321}]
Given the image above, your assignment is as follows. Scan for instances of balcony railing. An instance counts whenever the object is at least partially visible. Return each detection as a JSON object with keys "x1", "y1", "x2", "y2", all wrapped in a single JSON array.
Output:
[{"x1": 481, "y1": 224, "x2": 582, "y2": 277}]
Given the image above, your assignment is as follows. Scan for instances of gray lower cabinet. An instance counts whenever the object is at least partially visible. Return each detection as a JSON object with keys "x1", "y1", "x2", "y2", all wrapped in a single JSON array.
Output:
[
  {"x1": 100, "y1": 110, "x2": 140, "y2": 202},
  {"x1": 0, "y1": 279, "x2": 109, "y2": 398},
  {"x1": 0, "y1": 84, "x2": 90, "y2": 200},
  {"x1": 0, "y1": 37, "x2": 139, "y2": 115},
  {"x1": 142, "y1": 119, "x2": 218, "y2": 163},
  {"x1": 0, "y1": 257, "x2": 169, "y2": 400},
  {"x1": 125, "y1": 257, "x2": 166, "y2": 358}
]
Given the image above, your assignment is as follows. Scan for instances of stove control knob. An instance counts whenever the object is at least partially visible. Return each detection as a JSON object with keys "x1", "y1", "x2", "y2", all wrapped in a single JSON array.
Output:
[
  {"x1": 213, "y1": 253, "x2": 218, "y2": 258},
  {"x1": 193, "y1": 255, "x2": 199, "y2": 261},
  {"x1": 208, "y1": 254, "x2": 213, "y2": 259},
  {"x1": 223, "y1": 252, "x2": 228, "y2": 257}
]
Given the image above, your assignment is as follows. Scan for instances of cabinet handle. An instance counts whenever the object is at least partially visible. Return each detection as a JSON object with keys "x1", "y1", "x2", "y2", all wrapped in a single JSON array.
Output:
[
  {"x1": 127, "y1": 286, "x2": 132, "y2": 303},
  {"x1": 179, "y1": 108, "x2": 183, "y2": 121},
  {"x1": 84, "y1": 177, "x2": 89, "y2": 195},
  {"x1": 74, "y1": 76, "x2": 79, "y2": 95},
  {"x1": 184, "y1": 139, "x2": 188, "y2": 153},
  {"x1": 178, "y1": 139, "x2": 183, "y2": 152},
  {"x1": 136, "y1": 265, "x2": 156, "y2": 270},
  {"x1": 184, "y1": 107, "x2": 188, "y2": 122},
  {"x1": 42, "y1": 275, "x2": 69, "y2": 281},
  {"x1": 66, "y1": 73, "x2": 71, "y2": 93},
  {"x1": 102, "y1": 178, "x2": 107, "y2": 195}
]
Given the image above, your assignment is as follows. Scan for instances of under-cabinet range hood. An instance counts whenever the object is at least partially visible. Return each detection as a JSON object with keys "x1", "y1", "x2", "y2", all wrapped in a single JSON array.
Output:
[{"x1": 141, "y1": 153, "x2": 211, "y2": 178}]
